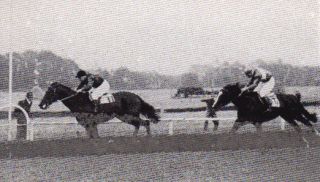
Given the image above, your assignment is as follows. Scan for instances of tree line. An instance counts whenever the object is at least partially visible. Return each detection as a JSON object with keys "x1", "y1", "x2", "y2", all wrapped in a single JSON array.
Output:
[{"x1": 0, "y1": 51, "x2": 319, "y2": 91}]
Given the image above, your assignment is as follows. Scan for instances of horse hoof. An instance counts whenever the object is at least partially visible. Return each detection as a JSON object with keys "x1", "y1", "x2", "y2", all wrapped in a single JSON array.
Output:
[{"x1": 108, "y1": 139, "x2": 114, "y2": 143}]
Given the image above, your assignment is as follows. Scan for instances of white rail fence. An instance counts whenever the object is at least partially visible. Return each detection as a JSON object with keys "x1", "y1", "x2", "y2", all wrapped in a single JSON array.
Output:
[{"x1": 0, "y1": 105, "x2": 293, "y2": 141}]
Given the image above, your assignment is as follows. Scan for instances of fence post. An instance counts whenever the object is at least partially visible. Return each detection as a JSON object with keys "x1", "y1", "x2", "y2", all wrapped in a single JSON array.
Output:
[
  {"x1": 280, "y1": 118, "x2": 285, "y2": 130},
  {"x1": 28, "y1": 119, "x2": 34, "y2": 141},
  {"x1": 8, "y1": 52, "x2": 13, "y2": 141},
  {"x1": 169, "y1": 120, "x2": 174, "y2": 135}
]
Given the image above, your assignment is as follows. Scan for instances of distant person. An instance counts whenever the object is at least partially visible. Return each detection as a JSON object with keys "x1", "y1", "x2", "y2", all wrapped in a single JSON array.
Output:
[
  {"x1": 76, "y1": 70, "x2": 113, "y2": 112},
  {"x1": 14, "y1": 92, "x2": 33, "y2": 140},
  {"x1": 241, "y1": 66, "x2": 275, "y2": 111},
  {"x1": 201, "y1": 97, "x2": 218, "y2": 131}
]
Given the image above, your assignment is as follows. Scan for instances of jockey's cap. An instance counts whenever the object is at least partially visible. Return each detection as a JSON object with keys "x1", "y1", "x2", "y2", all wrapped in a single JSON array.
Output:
[{"x1": 76, "y1": 70, "x2": 87, "y2": 78}]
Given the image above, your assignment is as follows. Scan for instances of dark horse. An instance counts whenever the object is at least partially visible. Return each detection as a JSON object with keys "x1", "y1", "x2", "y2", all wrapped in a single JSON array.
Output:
[
  {"x1": 39, "y1": 82, "x2": 160, "y2": 138},
  {"x1": 211, "y1": 83, "x2": 319, "y2": 136}
]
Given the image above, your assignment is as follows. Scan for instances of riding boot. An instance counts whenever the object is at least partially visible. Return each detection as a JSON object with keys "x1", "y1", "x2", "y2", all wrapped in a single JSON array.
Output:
[{"x1": 262, "y1": 97, "x2": 272, "y2": 112}]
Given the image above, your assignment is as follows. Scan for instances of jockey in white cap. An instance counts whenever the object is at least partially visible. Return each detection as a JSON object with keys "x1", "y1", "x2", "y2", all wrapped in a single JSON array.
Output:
[
  {"x1": 241, "y1": 66, "x2": 275, "y2": 111},
  {"x1": 76, "y1": 70, "x2": 111, "y2": 112}
]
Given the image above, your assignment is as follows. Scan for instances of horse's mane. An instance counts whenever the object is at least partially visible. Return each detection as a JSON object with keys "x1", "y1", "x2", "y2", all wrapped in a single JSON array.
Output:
[
  {"x1": 51, "y1": 82, "x2": 76, "y2": 93},
  {"x1": 224, "y1": 82, "x2": 245, "y2": 90}
]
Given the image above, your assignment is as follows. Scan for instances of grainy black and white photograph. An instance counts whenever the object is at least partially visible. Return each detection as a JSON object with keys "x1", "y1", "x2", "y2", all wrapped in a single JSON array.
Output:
[{"x1": 0, "y1": 0, "x2": 319, "y2": 181}]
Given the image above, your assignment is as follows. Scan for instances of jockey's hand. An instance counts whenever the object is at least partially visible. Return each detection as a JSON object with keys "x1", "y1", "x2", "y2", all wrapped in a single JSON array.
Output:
[
  {"x1": 240, "y1": 87, "x2": 248, "y2": 95},
  {"x1": 76, "y1": 89, "x2": 83, "y2": 93}
]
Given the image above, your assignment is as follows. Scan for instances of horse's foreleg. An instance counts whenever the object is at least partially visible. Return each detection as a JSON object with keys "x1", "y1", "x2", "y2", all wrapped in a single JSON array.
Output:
[
  {"x1": 133, "y1": 124, "x2": 140, "y2": 136},
  {"x1": 141, "y1": 120, "x2": 151, "y2": 136},
  {"x1": 213, "y1": 120, "x2": 219, "y2": 132},
  {"x1": 230, "y1": 120, "x2": 246, "y2": 134},
  {"x1": 91, "y1": 123, "x2": 99, "y2": 138},
  {"x1": 204, "y1": 120, "x2": 219, "y2": 132},
  {"x1": 204, "y1": 121, "x2": 209, "y2": 131},
  {"x1": 85, "y1": 123, "x2": 99, "y2": 139}
]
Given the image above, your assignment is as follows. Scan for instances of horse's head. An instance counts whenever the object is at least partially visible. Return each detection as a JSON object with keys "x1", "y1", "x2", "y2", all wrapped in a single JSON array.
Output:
[
  {"x1": 212, "y1": 83, "x2": 242, "y2": 110},
  {"x1": 39, "y1": 82, "x2": 75, "y2": 109}
]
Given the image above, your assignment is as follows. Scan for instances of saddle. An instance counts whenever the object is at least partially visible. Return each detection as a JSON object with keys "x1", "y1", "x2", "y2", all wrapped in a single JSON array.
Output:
[
  {"x1": 243, "y1": 92, "x2": 280, "y2": 110},
  {"x1": 262, "y1": 93, "x2": 280, "y2": 108},
  {"x1": 88, "y1": 93, "x2": 115, "y2": 105},
  {"x1": 99, "y1": 93, "x2": 115, "y2": 104}
]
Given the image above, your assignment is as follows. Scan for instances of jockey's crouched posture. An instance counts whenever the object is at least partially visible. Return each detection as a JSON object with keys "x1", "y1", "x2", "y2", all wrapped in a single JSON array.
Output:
[
  {"x1": 241, "y1": 66, "x2": 275, "y2": 112},
  {"x1": 76, "y1": 70, "x2": 111, "y2": 113}
]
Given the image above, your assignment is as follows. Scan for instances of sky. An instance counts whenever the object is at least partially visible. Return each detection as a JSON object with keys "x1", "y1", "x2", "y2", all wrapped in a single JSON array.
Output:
[{"x1": 0, "y1": 0, "x2": 319, "y2": 75}]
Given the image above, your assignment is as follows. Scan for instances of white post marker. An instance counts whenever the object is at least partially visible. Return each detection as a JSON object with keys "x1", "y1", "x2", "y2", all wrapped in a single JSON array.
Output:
[
  {"x1": 8, "y1": 52, "x2": 13, "y2": 141},
  {"x1": 169, "y1": 120, "x2": 174, "y2": 135},
  {"x1": 280, "y1": 118, "x2": 286, "y2": 130}
]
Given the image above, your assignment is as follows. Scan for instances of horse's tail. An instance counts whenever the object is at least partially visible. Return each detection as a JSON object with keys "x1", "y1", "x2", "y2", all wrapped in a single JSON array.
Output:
[
  {"x1": 140, "y1": 99, "x2": 160, "y2": 123},
  {"x1": 296, "y1": 92, "x2": 318, "y2": 123}
]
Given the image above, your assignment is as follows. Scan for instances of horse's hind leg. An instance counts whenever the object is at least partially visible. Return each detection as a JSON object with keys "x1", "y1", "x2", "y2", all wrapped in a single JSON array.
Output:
[
  {"x1": 134, "y1": 117, "x2": 151, "y2": 136},
  {"x1": 296, "y1": 114, "x2": 320, "y2": 136},
  {"x1": 281, "y1": 115, "x2": 310, "y2": 147},
  {"x1": 85, "y1": 123, "x2": 99, "y2": 139},
  {"x1": 281, "y1": 116, "x2": 302, "y2": 133},
  {"x1": 230, "y1": 119, "x2": 247, "y2": 134}
]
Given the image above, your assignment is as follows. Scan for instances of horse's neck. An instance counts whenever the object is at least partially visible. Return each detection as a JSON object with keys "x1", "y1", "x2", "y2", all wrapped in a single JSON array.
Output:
[
  {"x1": 232, "y1": 94, "x2": 257, "y2": 110},
  {"x1": 58, "y1": 87, "x2": 82, "y2": 112},
  {"x1": 62, "y1": 93, "x2": 93, "y2": 112},
  {"x1": 233, "y1": 93, "x2": 266, "y2": 114}
]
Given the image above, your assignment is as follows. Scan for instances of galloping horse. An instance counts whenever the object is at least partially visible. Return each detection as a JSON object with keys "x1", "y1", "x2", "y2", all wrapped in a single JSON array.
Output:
[
  {"x1": 39, "y1": 82, "x2": 160, "y2": 138},
  {"x1": 211, "y1": 83, "x2": 319, "y2": 135}
]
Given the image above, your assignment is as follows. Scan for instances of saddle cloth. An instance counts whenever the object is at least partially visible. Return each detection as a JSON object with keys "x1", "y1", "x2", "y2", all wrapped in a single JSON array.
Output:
[
  {"x1": 265, "y1": 93, "x2": 280, "y2": 107},
  {"x1": 100, "y1": 93, "x2": 115, "y2": 104}
]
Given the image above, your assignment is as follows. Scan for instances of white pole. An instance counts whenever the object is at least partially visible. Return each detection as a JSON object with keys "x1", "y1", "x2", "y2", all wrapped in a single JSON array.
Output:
[
  {"x1": 280, "y1": 118, "x2": 286, "y2": 130},
  {"x1": 169, "y1": 121, "x2": 174, "y2": 135},
  {"x1": 8, "y1": 52, "x2": 13, "y2": 141}
]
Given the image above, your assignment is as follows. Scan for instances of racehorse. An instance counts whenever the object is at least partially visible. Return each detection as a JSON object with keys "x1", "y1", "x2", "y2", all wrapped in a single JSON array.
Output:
[
  {"x1": 39, "y1": 82, "x2": 160, "y2": 138},
  {"x1": 211, "y1": 83, "x2": 319, "y2": 135}
]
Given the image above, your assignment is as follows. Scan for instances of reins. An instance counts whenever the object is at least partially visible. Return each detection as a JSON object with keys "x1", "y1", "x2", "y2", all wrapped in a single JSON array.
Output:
[{"x1": 59, "y1": 92, "x2": 79, "y2": 101}]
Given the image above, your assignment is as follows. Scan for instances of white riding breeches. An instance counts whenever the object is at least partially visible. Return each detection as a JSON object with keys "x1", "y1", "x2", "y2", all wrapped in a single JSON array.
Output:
[
  {"x1": 254, "y1": 77, "x2": 275, "y2": 97},
  {"x1": 89, "y1": 80, "x2": 110, "y2": 100}
]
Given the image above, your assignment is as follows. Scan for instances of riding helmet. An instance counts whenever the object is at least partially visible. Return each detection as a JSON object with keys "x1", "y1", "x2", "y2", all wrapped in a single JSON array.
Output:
[{"x1": 76, "y1": 70, "x2": 87, "y2": 78}]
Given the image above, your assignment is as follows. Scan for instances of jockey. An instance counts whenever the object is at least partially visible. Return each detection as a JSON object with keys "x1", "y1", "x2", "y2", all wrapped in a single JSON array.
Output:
[
  {"x1": 76, "y1": 70, "x2": 111, "y2": 112},
  {"x1": 241, "y1": 66, "x2": 275, "y2": 111}
]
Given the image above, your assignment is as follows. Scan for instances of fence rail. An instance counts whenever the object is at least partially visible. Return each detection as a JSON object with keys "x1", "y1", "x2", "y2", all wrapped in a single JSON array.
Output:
[
  {"x1": 1, "y1": 100, "x2": 319, "y2": 119},
  {"x1": 1, "y1": 103, "x2": 319, "y2": 141}
]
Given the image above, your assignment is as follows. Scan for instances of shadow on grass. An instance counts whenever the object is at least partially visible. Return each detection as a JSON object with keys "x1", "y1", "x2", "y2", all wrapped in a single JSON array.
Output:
[{"x1": 1, "y1": 131, "x2": 320, "y2": 159}]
